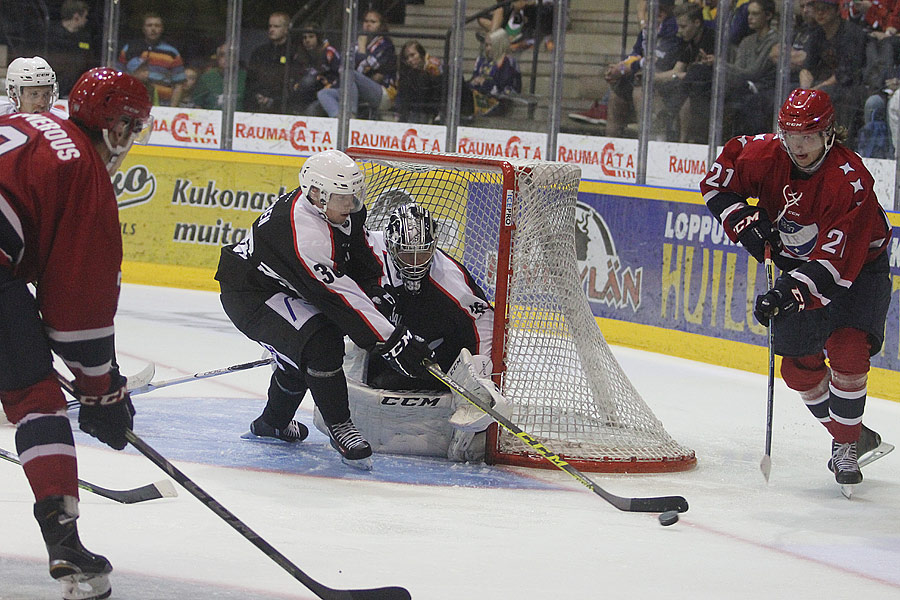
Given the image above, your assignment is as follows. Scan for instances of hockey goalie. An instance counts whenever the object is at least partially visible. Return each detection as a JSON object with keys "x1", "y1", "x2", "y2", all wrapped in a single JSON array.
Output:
[{"x1": 312, "y1": 202, "x2": 511, "y2": 462}]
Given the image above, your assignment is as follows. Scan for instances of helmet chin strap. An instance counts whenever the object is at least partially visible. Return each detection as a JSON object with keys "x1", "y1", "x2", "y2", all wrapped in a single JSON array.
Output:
[{"x1": 102, "y1": 128, "x2": 136, "y2": 174}]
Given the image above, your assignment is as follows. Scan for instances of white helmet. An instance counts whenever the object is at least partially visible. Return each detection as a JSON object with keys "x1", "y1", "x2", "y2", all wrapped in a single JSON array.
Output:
[
  {"x1": 298, "y1": 149, "x2": 366, "y2": 214},
  {"x1": 5, "y1": 56, "x2": 59, "y2": 112}
]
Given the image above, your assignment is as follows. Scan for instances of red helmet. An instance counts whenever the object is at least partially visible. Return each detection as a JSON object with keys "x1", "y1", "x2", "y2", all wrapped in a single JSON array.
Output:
[
  {"x1": 777, "y1": 89, "x2": 835, "y2": 134},
  {"x1": 68, "y1": 67, "x2": 152, "y2": 134}
]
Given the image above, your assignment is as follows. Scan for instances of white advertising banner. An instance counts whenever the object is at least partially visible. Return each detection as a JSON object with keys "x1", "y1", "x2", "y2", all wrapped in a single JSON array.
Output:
[
  {"x1": 149, "y1": 106, "x2": 221, "y2": 148},
  {"x1": 232, "y1": 112, "x2": 336, "y2": 154},
  {"x1": 557, "y1": 133, "x2": 638, "y2": 182}
]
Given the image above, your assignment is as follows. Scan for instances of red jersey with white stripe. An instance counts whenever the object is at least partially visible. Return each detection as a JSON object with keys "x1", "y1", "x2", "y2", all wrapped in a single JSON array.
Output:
[
  {"x1": 215, "y1": 186, "x2": 394, "y2": 350},
  {"x1": 701, "y1": 133, "x2": 891, "y2": 308},
  {"x1": 0, "y1": 111, "x2": 120, "y2": 393},
  {"x1": 368, "y1": 230, "x2": 493, "y2": 370}
]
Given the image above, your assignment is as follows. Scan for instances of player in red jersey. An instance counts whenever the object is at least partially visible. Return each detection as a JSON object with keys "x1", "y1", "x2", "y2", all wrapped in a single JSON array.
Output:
[
  {"x1": 0, "y1": 67, "x2": 152, "y2": 599},
  {"x1": 701, "y1": 89, "x2": 892, "y2": 492}
]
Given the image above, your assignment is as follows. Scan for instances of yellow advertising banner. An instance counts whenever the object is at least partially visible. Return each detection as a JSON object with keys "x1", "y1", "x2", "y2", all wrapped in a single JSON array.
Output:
[{"x1": 117, "y1": 145, "x2": 303, "y2": 290}]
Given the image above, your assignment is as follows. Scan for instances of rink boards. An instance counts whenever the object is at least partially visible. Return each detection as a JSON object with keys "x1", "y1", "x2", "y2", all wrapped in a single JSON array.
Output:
[{"x1": 114, "y1": 145, "x2": 900, "y2": 400}]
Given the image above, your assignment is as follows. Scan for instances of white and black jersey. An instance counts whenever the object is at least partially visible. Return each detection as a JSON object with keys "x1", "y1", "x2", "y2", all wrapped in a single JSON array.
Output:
[
  {"x1": 369, "y1": 231, "x2": 493, "y2": 371},
  {"x1": 215, "y1": 186, "x2": 394, "y2": 351}
]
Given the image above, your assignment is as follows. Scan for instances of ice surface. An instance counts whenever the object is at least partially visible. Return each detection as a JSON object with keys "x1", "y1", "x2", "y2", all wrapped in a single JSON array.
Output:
[{"x1": 2, "y1": 283, "x2": 899, "y2": 599}]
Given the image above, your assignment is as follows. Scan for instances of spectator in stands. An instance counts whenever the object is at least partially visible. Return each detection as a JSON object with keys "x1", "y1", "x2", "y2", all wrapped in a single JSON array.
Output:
[
  {"x1": 125, "y1": 57, "x2": 160, "y2": 106},
  {"x1": 769, "y1": 0, "x2": 817, "y2": 86},
  {"x1": 466, "y1": 29, "x2": 522, "y2": 117},
  {"x1": 288, "y1": 22, "x2": 340, "y2": 115},
  {"x1": 396, "y1": 40, "x2": 444, "y2": 123},
  {"x1": 245, "y1": 11, "x2": 292, "y2": 114},
  {"x1": 47, "y1": 0, "x2": 96, "y2": 96},
  {"x1": 800, "y1": 0, "x2": 868, "y2": 141},
  {"x1": 176, "y1": 66, "x2": 200, "y2": 108},
  {"x1": 317, "y1": 9, "x2": 397, "y2": 119},
  {"x1": 728, "y1": 0, "x2": 754, "y2": 57},
  {"x1": 117, "y1": 12, "x2": 186, "y2": 107},
  {"x1": 193, "y1": 43, "x2": 247, "y2": 111},
  {"x1": 861, "y1": 0, "x2": 900, "y2": 94},
  {"x1": 723, "y1": 0, "x2": 779, "y2": 136},
  {"x1": 593, "y1": 0, "x2": 680, "y2": 138},
  {"x1": 477, "y1": 0, "x2": 555, "y2": 52},
  {"x1": 664, "y1": 2, "x2": 717, "y2": 142}
]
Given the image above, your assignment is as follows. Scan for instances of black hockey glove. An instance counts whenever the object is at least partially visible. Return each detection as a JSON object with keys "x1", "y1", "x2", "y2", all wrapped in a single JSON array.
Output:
[
  {"x1": 367, "y1": 285, "x2": 398, "y2": 324},
  {"x1": 379, "y1": 326, "x2": 434, "y2": 379},
  {"x1": 76, "y1": 370, "x2": 135, "y2": 451},
  {"x1": 723, "y1": 204, "x2": 781, "y2": 264},
  {"x1": 754, "y1": 276, "x2": 808, "y2": 325}
]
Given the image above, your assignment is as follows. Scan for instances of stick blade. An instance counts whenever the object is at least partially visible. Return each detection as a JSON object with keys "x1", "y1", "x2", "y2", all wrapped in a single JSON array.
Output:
[
  {"x1": 153, "y1": 479, "x2": 179, "y2": 498},
  {"x1": 341, "y1": 587, "x2": 411, "y2": 600},
  {"x1": 760, "y1": 454, "x2": 772, "y2": 483},
  {"x1": 627, "y1": 495, "x2": 689, "y2": 513}
]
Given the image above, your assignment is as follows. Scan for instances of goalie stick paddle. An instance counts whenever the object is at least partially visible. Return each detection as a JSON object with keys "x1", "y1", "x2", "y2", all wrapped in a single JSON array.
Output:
[
  {"x1": 55, "y1": 373, "x2": 410, "y2": 600},
  {"x1": 760, "y1": 244, "x2": 776, "y2": 482},
  {"x1": 0, "y1": 447, "x2": 177, "y2": 504},
  {"x1": 426, "y1": 363, "x2": 689, "y2": 514}
]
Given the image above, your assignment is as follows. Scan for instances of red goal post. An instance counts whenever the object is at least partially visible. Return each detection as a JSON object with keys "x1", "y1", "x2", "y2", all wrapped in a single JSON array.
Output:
[{"x1": 346, "y1": 147, "x2": 696, "y2": 473}]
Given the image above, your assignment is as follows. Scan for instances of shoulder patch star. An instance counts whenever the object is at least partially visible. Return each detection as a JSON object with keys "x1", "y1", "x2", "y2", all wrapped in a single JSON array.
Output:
[
  {"x1": 738, "y1": 135, "x2": 749, "y2": 146},
  {"x1": 839, "y1": 162, "x2": 854, "y2": 174},
  {"x1": 850, "y1": 178, "x2": 863, "y2": 193},
  {"x1": 753, "y1": 133, "x2": 767, "y2": 141}
]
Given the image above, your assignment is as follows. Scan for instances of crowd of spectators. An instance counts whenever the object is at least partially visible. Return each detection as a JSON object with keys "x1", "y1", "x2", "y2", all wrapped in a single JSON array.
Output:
[{"x1": 569, "y1": 0, "x2": 900, "y2": 157}]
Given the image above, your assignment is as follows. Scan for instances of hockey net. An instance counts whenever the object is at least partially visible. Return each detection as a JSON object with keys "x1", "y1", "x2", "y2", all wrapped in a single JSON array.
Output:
[{"x1": 346, "y1": 147, "x2": 695, "y2": 473}]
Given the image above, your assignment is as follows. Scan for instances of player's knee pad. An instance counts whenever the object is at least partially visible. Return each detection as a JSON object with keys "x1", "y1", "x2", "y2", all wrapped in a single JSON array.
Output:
[
  {"x1": 0, "y1": 275, "x2": 54, "y2": 391},
  {"x1": 780, "y1": 353, "x2": 827, "y2": 392},
  {"x1": 0, "y1": 374, "x2": 66, "y2": 424},
  {"x1": 302, "y1": 322, "x2": 344, "y2": 377},
  {"x1": 825, "y1": 328, "x2": 871, "y2": 375}
]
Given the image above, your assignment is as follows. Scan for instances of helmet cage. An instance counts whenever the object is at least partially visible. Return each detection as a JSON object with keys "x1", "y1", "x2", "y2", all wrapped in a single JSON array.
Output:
[
  {"x1": 298, "y1": 150, "x2": 366, "y2": 215},
  {"x1": 6, "y1": 57, "x2": 59, "y2": 112},
  {"x1": 385, "y1": 203, "x2": 437, "y2": 293}
]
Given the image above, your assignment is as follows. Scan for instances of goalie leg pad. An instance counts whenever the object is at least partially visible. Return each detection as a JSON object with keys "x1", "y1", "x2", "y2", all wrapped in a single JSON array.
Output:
[{"x1": 447, "y1": 349, "x2": 511, "y2": 433}]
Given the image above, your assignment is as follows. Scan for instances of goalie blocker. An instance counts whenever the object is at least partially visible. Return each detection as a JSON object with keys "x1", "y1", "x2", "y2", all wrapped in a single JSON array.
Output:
[{"x1": 313, "y1": 346, "x2": 510, "y2": 462}]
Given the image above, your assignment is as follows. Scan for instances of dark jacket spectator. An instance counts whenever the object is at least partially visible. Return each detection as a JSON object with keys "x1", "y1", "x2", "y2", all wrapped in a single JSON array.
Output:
[
  {"x1": 396, "y1": 40, "x2": 443, "y2": 123},
  {"x1": 246, "y1": 11, "x2": 292, "y2": 113},
  {"x1": 47, "y1": 0, "x2": 96, "y2": 96}
]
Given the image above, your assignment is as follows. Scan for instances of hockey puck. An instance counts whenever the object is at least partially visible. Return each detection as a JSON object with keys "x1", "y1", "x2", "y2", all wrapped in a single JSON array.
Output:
[{"x1": 658, "y1": 510, "x2": 680, "y2": 526}]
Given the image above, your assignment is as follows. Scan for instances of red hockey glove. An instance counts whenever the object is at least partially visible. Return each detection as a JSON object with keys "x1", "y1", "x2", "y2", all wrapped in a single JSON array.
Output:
[
  {"x1": 76, "y1": 370, "x2": 135, "y2": 451},
  {"x1": 754, "y1": 277, "x2": 808, "y2": 325},
  {"x1": 723, "y1": 204, "x2": 781, "y2": 263}
]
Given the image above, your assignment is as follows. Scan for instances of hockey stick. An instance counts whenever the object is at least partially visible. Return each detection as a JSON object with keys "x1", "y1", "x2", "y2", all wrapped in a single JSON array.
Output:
[
  {"x1": 0, "y1": 447, "x2": 177, "y2": 504},
  {"x1": 426, "y1": 363, "x2": 689, "y2": 514},
  {"x1": 66, "y1": 358, "x2": 273, "y2": 409},
  {"x1": 56, "y1": 375, "x2": 410, "y2": 600},
  {"x1": 123, "y1": 430, "x2": 411, "y2": 600},
  {"x1": 760, "y1": 244, "x2": 776, "y2": 482}
]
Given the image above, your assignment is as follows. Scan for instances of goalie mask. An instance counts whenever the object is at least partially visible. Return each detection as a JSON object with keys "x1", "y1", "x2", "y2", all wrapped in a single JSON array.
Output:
[
  {"x1": 777, "y1": 88, "x2": 835, "y2": 175},
  {"x1": 6, "y1": 56, "x2": 58, "y2": 113},
  {"x1": 68, "y1": 67, "x2": 154, "y2": 174},
  {"x1": 298, "y1": 150, "x2": 366, "y2": 224},
  {"x1": 385, "y1": 203, "x2": 437, "y2": 294}
]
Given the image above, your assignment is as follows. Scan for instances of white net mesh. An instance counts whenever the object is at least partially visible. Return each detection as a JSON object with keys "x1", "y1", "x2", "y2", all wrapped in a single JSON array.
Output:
[{"x1": 351, "y1": 149, "x2": 695, "y2": 472}]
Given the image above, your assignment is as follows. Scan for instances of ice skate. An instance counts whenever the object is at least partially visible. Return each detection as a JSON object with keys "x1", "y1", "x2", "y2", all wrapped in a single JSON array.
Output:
[
  {"x1": 827, "y1": 424, "x2": 893, "y2": 471},
  {"x1": 35, "y1": 496, "x2": 112, "y2": 600},
  {"x1": 242, "y1": 416, "x2": 309, "y2": 443},
  {"x1": 831, "y1": 440, "x2": 862, "y2": 498},
  {"x1": 327, "y1": 419, "x2": 373, "y2": 470}
]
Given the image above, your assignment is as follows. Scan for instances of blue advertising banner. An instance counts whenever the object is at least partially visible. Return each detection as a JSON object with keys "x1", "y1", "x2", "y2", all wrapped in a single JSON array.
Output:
[{"x1": 575, "y1": 187, "x2": 900, "y2": 375}]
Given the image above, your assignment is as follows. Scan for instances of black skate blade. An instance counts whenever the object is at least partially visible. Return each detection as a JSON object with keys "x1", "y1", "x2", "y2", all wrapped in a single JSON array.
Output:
[{"x1": 859, "y1": 441, "x2": 894, "y2": 468}]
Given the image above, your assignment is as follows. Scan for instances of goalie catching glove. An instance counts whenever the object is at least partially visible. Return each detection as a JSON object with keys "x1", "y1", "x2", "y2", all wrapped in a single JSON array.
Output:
[
  {"x1": 75, "y1": 370, "x2": 135, "y2": 450},
  {"x1": 378, "y1": 325, "x2": 434, "y2": 379}
]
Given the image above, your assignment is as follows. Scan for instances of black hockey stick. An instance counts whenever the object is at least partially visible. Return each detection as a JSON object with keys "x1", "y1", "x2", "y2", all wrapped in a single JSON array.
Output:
[
  {"x1": 66, "y1": 358, "x2": 273, "y2": 409},
  {"x1": 760, "y1": 244, "x2": 776, "y2": 482},
  {"x1": 123, "y1": 430, "x2": 411, "y2": 600},
  {"x1": 56, "y1": 374, "x2": 410, "y2": 600},
  {"x1": 426, "y1": 363, "x2": 689, "y2": 514},
  {"x1": 0, "y1": 447, "x2": 177, "y2": 504}
]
